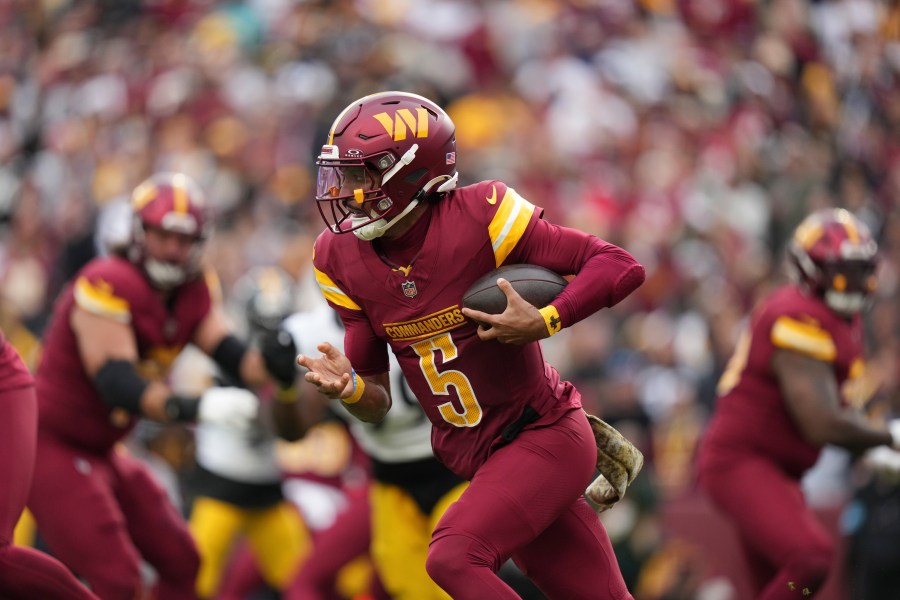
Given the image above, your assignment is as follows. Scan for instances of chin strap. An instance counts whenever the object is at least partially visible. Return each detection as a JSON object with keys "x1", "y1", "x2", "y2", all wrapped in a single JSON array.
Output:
[
  {"x1": 144, "y1": 258, "x2": 187, "y2": 290},
  {"x1": 351, "y1": 171, "x2": 458, "y2": 241},
  {"x1": 824, "y1": 290, "x2": 869, "y2": 316},
  {"x1": 352, "y1": 198, "x2": 421, "y2": 241}
]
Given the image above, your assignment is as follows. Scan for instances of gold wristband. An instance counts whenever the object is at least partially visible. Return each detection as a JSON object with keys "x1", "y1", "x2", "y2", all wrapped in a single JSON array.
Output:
[
  {"x1": 539, "y1": 305, "x2": 562, "y2": 336},
  {"x1": 343, "y1": 370, "x2": 365, "y2": 405},
  {"x1": 275, "y1": 387, "x2": 297, "y2": 404}
]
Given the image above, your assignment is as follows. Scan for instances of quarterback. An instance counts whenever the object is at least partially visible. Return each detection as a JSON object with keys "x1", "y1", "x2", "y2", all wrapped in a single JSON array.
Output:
[
  {"x1": 696, "y1": 208, "x2": 900, "y2": 600},
  {"x1": 28, "y1": 172, "x2": 296, "y2": 599},
  {"x1": 298, "y1": 91, "x2": 644, "y2": 599}
]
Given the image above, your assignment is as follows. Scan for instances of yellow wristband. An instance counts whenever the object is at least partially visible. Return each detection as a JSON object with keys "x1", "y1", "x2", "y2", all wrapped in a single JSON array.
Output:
[
  {"x1": 539, "y1": 305, "x2": 562, "y2": 336},
  {"x1": 343, "y1": 370, "x2": 365, "y2": 405},
  {"x1": 275, "y1": 387, "x2": 297, "y2": 404}
]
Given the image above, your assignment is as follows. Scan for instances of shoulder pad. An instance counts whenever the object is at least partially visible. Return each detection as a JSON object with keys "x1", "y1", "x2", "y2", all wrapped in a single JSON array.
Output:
[
  {"x1": 73, "y1": 259, "x2": 145, "y2": 323},
  {"x1": 312, "y1": 233, "x2": 361, "y2": 311},
  {"x1": 458, "y1": 180, "x2": 539, "y2": 268},
  {"x1": 770, "y1": 315, "x2": 836, "y2": 362}
]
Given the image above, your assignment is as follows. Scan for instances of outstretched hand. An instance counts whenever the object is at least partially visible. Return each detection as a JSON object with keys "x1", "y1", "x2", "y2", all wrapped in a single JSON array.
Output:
[
  {"x1": 461, "y1": 278, "x2": 549, "y2": 345},
  {"x1": 296, "y1": 342, "x2": 354, "y2": 401}
]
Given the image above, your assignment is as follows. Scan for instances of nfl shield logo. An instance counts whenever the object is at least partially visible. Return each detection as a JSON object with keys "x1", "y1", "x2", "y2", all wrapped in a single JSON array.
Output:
[{"x1": 401, "y1": 280, "x2": 418, "y2": 298}]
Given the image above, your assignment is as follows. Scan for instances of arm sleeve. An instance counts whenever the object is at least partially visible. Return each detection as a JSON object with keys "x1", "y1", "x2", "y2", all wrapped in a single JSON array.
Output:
[
  {"x1": 512, "y1": 218, "x2": 645, "y2": 328},
  {"x1": 335, "y1": 305, "x2": 390, "y2": 377}
]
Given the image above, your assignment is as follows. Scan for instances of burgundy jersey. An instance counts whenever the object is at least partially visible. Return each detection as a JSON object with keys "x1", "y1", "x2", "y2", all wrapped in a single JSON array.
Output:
[
  {"x1": 702, "y1": 284, "x2": 865, "y2": 476},
  {"x1": 313, "y1": 180, "x2": 624, "y2": 480},
  {"x1": 0, "y1": 335, "x2": 33, "y2": 392},
  {"x1": 35, "y1": 257, "x2": 214, "y2": 453}
]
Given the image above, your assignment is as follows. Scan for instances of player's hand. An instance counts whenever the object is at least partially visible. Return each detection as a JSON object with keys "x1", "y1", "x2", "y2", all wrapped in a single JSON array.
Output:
[
  {"x1": 198, "y1": 387, "x2": 259, "y2": 432},
  {"x1": 296, "y1": 342, "x2": 354, "y2": 401},
  {"x1": 461, "y1": 278, "x2": 547, "y2": 345},
  {"x1": 259, "y1": 328, "x2": 299, "y2": 388}
]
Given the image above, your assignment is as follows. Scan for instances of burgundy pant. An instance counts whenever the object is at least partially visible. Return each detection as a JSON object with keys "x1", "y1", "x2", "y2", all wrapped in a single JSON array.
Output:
[
  {"x1": 698, "y1": 453, "x2": 834, "y2": 600},
  {"x1": 28, "y1": 431, "x2": 199, "y2": 600},
  {"x1": 426, "y1": 408, "x2": 632, "y2": 600},
  {"x1": 0, "y1": 385, "x2": 97, "y2": 599}
]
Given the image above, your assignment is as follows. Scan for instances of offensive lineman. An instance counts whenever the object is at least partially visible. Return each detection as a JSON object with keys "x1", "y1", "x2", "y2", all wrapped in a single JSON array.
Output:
[
  {"x1": 27, "y1": 172, "x2": 296, "y2": 599},
  {"x1": 696, "y1": 208, "x2": 900, "y2": 599}
]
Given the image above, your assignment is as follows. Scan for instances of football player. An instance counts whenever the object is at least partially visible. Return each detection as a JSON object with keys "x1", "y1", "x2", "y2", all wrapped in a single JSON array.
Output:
[
  {"x1": 0, "y1": 331, "x2": 98, "y2": 599},
  {"x1": 696, "y1": 208, "x2": 900, "y2": 600},
  {"x1": 297, "y1": 91, "x2": 644, "y2": 599},
  {"x1": 26, "y1": 172, "x2": 299, "y2": 600},
  {"x1": 188, "y1": 265, "x2": 310, "y2": 599},
  {"x1": 283, "y1": 297, "x2": 467, "y2": 600}
]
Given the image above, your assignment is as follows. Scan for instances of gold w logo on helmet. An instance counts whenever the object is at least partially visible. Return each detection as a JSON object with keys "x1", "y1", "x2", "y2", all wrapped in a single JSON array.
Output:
[{"x1": 373, "y1": 108, "x2": 429, "y2": 141}]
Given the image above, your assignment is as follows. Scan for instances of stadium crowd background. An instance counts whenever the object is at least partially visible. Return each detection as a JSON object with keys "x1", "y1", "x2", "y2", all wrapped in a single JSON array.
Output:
[{"x1": 1, "y1": 0, "x2": 899, "y2": 598}]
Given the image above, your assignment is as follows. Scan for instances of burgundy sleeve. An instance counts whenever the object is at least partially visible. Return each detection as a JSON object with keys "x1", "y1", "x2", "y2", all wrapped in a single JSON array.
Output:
[
  {"x1": 511, "y1": 217, "x2": 645, "y2": 328},
  {"x1": 332, "y1": 305, "x2": 390, "y2": 377}
]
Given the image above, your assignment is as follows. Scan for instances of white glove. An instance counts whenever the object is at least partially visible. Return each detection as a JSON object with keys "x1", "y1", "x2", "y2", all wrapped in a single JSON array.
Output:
[
  {"x1": 198, "y1": 387, "x2": 260, "y2": 433},
  {"x1": 890, "y1": 419, "x2": 900, "y2": 450}
]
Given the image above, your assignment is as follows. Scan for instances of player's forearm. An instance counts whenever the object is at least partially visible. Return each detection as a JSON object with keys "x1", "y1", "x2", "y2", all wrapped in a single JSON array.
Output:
[
  {"x1": 817, "y1": 412, "x2": 893, "y2": 453},
  {"x1": 238, "y1": 348, "x2": 270, "y2": 388},
  {"x1": 552, "y1": 243, "x2": 645, "y2": 327},
  {"x1": 341, "y1": 372, "x2": 391, "y2": 424},
  {"x1": 93, "y1": 358, "x2": 179, "y2": 422},
  {"x1": 140, "y1": 380, "x2": 179, "y2": 421},
  {"x1": 270, "y1": 389, "x2": 308, "y2": 442},
  {"x1": 523, "y1": 225, "x2": 645, "y2": 328}
]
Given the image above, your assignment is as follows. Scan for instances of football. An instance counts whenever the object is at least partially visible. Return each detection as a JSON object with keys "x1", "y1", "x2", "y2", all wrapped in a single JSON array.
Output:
[{"x1": 462, "y1": 264, "x2": 568, "y2": 323}]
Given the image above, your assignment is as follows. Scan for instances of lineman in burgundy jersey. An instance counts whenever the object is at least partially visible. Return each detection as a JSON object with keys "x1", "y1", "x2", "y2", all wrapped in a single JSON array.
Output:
[
  {"x1": 27, "y1": 172, "x2": 301, "y2": 600},
  {"x1": 301, "y1": 92, "x2": 644, "y2": 599},
  {"x1": 0, "y1": 334, "x2": 98, "y2": 599},
  {"x1": 700, "y1": 287, "x2": 864, "y2": 477},
  {"x1": 36, "y1": 258, "x2": 212, "y2": 451},
  {"x1": 696, "y1": 208, "x2": 897, "y2": 600}
]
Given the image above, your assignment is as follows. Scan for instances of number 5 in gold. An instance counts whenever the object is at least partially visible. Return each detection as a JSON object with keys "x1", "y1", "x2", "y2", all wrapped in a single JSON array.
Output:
[{"x1": 410, "y1": 333, "x2": 482, "y2": 427}]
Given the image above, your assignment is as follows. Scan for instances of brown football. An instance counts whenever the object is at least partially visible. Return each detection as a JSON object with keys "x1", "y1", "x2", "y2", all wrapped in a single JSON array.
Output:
[{"x1": 462, "y1": 264, "x2": 568, "y2": 325}]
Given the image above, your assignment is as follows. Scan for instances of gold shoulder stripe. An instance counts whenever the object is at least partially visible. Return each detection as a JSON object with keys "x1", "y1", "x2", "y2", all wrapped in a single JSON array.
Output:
[
  {"x1": 771, "y1": 316, "x2": 836, "y2": 362},
  {"x1": 489, "y1": 187, "x2": 535, "y2": 267},
  {"x1": 74, "y1": 276, "x2": 132, "y2": 323},
  {"x1": 314, "y1": 267, "x2": 361, "y2": 311}
]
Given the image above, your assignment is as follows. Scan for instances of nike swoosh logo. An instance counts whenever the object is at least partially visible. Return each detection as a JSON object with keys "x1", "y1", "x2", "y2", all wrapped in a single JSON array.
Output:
[{"x1": 486, "y1": 185, "x2": 497, "y2": 205}]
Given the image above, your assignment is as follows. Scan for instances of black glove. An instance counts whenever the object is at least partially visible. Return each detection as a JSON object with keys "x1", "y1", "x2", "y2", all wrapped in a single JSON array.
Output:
[{"x1": 259, "y1": 328, "x2": 298, "y2": 388}]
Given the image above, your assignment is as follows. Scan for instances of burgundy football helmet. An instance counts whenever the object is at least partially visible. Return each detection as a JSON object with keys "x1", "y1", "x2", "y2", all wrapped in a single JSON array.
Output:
[
  {"x1": 787, "y1": 208, "x2": 878, "y2": 316},
  {"x1": 315, "y1": 91, "x2": 458, "y2": 240},
  {"x1": 129, "y1": 172, "x2": 209, "y2": 290}
]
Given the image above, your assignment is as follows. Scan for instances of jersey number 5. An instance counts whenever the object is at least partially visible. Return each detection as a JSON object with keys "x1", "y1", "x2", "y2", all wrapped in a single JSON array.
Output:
[{"x1": 411, "y1": 333, "x2": 483, "y2": 427}]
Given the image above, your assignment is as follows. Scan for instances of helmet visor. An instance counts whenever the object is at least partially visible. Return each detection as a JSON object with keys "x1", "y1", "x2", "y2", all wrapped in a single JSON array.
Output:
[{"x1": 315, "y1": 164, "x2": 391, "y2": 233}]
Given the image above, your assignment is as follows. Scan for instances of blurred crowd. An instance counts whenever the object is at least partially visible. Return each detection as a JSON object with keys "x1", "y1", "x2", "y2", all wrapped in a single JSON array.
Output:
[{"x1": 2, "y1": 0, "x2": 900, "y2": 598}]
